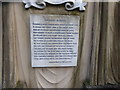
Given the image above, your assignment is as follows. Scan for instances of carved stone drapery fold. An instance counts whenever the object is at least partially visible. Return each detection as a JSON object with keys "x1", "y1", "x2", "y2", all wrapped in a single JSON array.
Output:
[{"x1": 22, "y1": 0, "x2": 87, "y2": 11}]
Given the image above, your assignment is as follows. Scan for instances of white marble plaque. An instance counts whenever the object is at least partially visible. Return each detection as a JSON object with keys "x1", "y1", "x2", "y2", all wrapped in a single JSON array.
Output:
[{"x1": 30, "y1": 14, "x2": 80, "y2": 67}]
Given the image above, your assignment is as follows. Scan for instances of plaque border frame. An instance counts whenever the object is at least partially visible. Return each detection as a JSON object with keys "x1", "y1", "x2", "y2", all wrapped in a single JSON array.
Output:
[{"x1": 30, "y1": 14, "x2": 80, "y2": 67}]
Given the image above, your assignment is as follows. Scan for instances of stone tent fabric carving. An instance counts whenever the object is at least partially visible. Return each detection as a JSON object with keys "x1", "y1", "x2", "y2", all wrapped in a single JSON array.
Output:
[{"x1": 1, "y1": 1, "x2": 120, "y2": 88}]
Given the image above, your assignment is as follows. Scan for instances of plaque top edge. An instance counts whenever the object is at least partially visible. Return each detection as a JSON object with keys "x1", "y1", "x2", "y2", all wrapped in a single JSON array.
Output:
[{"x1": 30, "y1": 14, "x2": 80, "y2": 17}]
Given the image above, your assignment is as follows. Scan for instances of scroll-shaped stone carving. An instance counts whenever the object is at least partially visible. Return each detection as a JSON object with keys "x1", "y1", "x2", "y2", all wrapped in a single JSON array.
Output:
[{"x1": 22, "y1": 0, "x2": 87, "y2": 11}]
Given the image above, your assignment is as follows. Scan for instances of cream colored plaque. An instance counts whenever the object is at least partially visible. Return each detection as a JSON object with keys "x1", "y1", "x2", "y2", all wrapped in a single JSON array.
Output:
[{"x1": 30, "y1": 14, "x2": 80, "y2": 67}]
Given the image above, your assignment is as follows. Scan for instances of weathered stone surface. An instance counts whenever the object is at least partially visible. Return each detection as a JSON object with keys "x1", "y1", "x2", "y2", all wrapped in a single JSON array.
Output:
[
  {"x1": 2, "y1": 2, "x2": 86, "y2": 88},
  {"x1": 2, "y1": 2, "x2": 120, "y2": 88}
]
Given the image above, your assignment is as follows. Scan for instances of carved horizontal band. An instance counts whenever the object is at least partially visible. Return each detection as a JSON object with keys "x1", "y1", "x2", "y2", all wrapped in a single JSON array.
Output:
[{"x1": 22, "y1": 0, "x2": 87, "y2": 11}]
